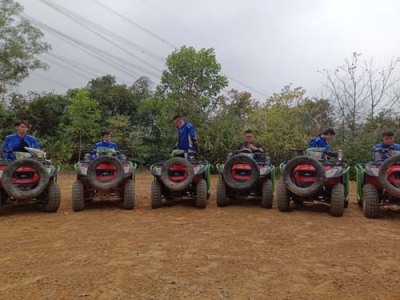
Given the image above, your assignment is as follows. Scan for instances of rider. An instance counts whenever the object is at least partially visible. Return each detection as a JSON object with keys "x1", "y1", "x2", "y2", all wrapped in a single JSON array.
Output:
[
  {"x1": 237, "y1": 129, "x2": 264, "y2": 153},
  {"x1": 1, "y1": 120, "x2": 40, "y2": 160},
  {"x1": 308, "y1": 128, "x2": 337, "y2": 157},
  {"x1": 90, "y1": 130, "x2": 121, "y2": 160},
  {"x1": 172, "y1": 115, "x2": 199, "y2": 156},
  {"x1": 372, "y1": 130, "x2": 400, "y2": 160}
]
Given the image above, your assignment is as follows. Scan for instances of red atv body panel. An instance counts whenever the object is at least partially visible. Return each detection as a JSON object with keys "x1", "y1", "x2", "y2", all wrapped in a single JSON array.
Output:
[
  {"x1": 365, "y1": 164, "x2": 400, "y2": 190},
  {"x1": 231, "y1": 163, "x2": 252, "y2": 181},
  {"x1": 95, "y1": 162, "x2": 118, "y2": 183},
  {"x1": 292, "y1": 164, "x2": 340, "y2": 188},
  {"x1": 0, "y1": 165, "x2": 40, "y2": 186}
]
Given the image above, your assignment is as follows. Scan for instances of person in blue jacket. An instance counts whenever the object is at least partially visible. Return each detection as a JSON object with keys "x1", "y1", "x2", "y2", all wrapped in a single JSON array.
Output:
[
  {"x1": 308, "y1": 128, "x2": 337, "y2": 157},
  {"x1": 1, "y1": 120, "x2": 40, "y2": 160},
  {"x1": 172, "y1": 115, "x2": 199, "y2": 155},
  {"x1": 91, "y1": 130, "x2": 121, "y2": 160},
  {"x1": 372, "y1": 130, "x2": 400, "y2": 160}
]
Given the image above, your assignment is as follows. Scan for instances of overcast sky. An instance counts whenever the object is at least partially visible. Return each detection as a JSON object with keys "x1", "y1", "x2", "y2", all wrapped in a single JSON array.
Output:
[{"x1": 15, "y1": 0, "x2": 400, "y2": 101}]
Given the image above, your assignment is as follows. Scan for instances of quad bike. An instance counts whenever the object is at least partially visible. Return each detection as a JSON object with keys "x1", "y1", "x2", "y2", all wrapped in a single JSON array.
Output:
[
  {"x1": 0, "y1": 147, "x2": 61, "y2": 213},
  {"x1": 356, "y1": 148, "x2": 400, "y2": 218},
  {"x1": 277, "y1": 147, "x2": 350, "y2": 217},
  {"x1": 72, "y1": 147, "x2": 136, "y2": 211},
  {"x1": 150, "y1": 150, "x2": 211, "y2": 209},
  {"x1": 216, "y1": 150, "x2": 275, "y2": 208}
]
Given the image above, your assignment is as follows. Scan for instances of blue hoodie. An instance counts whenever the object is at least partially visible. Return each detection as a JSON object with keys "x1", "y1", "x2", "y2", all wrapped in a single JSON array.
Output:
[{"x1": 2, "y1": 133, "x2": 40, "y2": 160}]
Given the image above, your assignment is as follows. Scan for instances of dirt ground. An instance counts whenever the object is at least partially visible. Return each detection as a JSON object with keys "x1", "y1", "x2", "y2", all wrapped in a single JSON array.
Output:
[{"x1": 1, "y1": 173, "x2": 400, "y2": 300}]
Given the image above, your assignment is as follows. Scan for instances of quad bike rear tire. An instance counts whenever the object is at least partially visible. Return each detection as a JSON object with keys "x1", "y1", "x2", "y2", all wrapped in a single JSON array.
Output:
[
  {"x1": 284, "y1": 155, "x2": 325, "y2": 197},
  {"x1": 223, "y1": 154, "x2": 260, "y2": 190},
  {"x1": 362, "y1": 184, "x2": 379, "y2": 218},
  {"x1": 151, "y1": 179, "x2": 162, "y2": 209},
  {"x1": 216, "y1": 178, "x2": 229, "y2": 207},
  {"x1": 261, "y1": 179, "x2": 273, "y2": 209},
  {"x1": 72, "y1": 179, "x2": 85, "y2": 212},
  {"x1": 378, "y1": 154, "x2": 400, "y2": 198},
  {"x1": 161, "y1": 157, "x2": 194, "y2": 192},
  {"x1": 1, "y1": 159, "x2": 49, "y2": 200},
  {"x1": 43, "y1": 181, "x2": 61, "y2": 213},
  {"x1": 87, "y1": 156, "x2": 124, "y2": 190},
  {"x1": 277, "y1": 178, "x2": 290, "y2": 212},
  {"x1": 123, "y1": 179, "x2": 135, "y2": 210},
  {"x1": 195, "y1": 179, "x2": 207, "y2": 209},
  {"x1": 330, "y1": 183, "x2": 345, "y2": 217}
]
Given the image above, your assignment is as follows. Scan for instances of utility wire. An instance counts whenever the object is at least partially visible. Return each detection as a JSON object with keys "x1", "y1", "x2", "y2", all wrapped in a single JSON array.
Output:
[
  {"x1": 41, "y1": 55, "x2": 96, "y2": 79},
  {"x1": 25, "y1": 15, "x2": 154, "y2": 80},
  {"x1": 140, "y1": 0, "x2": 269, "y2": 99},
  {"x1": 31, "y1": 72, "x2": 72, "y2": 89},
  {"x1": 45, "y1": 52, "x2": 131, "y2": 84},
  {"x1": 87, "y1": 0, "x2": 176, "y2": 49},
  {"x1": 37, "y1": 0, "x2": 163, "y2": 75}
]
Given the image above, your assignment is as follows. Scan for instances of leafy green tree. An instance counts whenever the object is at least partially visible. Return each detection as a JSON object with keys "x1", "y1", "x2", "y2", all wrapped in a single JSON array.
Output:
[
  {"x1": 0, "y1": 0, "x2": 50, "y2": 95},
  {"x1": 241, "y1": 86, "x2": 337, "y2": 164},
  {"x1": 86, "y1": 75, "x2": 138, "y2": 120},
  {"x1": 131, "y1": 76, "x2": 153, "y2": 101},
  {"x1": 203, "y1": 89, "x2": 257, "y2": 163},
  {"x1": 62, "y1": 89, "x2": 101, "y2": 161},
  {"x1": 106, "y1": 115, "x2": 136, "y2": 160},
  {"x1": 133, "y1": 95, "x2": 177, "y2": 165},
  {"x1": 26, "y1": 92, "x2": 69, "y2": 136},
  {"x1": 159, "y1": 46, "x2": 228, "y2": 120}
]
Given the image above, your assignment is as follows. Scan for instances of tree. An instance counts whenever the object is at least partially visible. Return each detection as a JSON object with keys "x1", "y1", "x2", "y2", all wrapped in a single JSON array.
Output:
[
  {"x1": 202, "y1": 89, "x2": 257, "y2": 163},
  {"x1": 26, "y1": 92, "x2": 69, "y2": 136},
  {"x1": 63, "y1": 89, "x2": 101, "y2": 161},
  {"x1": 159, "y1": 46, "x2": 228, "y2": 119},
  {"x1": 248, "y1": 86, "x2": 330, "y2": 163},
  {"x1": 321, "y1": 53, "x2": 400, "y2": 138},
  {"x1": 131, "y1": 76, "x2": 153, "y2": 101},
  {"x1": 86, "y1": 75, "x2": 138, "y2": 119},
  {"x1": 0, "y1": 0, "x2": 50, "y2": 96}
]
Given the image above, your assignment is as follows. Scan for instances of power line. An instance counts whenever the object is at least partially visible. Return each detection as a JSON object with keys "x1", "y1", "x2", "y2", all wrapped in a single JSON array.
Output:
[
  {"x1": 87, "y1": 0, "x2": 176, "y2": 49},
  {"x1": 45, "y1": 52, "x2": 131, "y2": 84},
  {"x1": 140, "y1": 1, "x2": 269, "y2": 99},
  {"x1": 41, "y1": 55, "x2": 95, "y2": 79},
  {"x1": 31, "y1": 72, "x2": 72, "y2": 89},
  {"x1": 36, "y1": 0, "x2": 163, "y2": 75},
  {"x1": 25, "y1": 15, "x2": 153, "y2": 80}
]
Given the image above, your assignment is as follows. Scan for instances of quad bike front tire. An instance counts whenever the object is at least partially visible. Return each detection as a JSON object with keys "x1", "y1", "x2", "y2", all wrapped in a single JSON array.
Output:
[
  {"x1": 123, "y1": 179, "x2": 135, "y2": 210},
  {"x1": 1, "y1": 159, "x2": 49, "y2": 200},
  {"x1": 378, "y1": 154, "x2": 400, "y2": 198},
  {"x1": 43, "y1": 181, "x2": 61, "y2": 213},
  {"x1": 72, "y1": 179, "x2": 85, "y2": 212},
  {"x1": 87, "y1": 156, "x2": 124, "y2": 190},
  {"x1": 277, "y1": 178, "x2": 291, "y2": 212},
  {"x1": 330, "y1": 183, "x2": 345, "y2": 217},
  {"x1": 284, "y1": 156, "x2": 325, "y2": 197},
  {"x1": 362, "y1": 184, "x2": 379, "y2": 218},
  {"x1": 161, "y1": 157, "x2": 194, "y2": 192},
  {"x1": 151, "y1": 179, "x2": 162, "y2": 209},
  {"x1": 223, "y1": 154, "x2": 260, "y2": 190},
  {"x1": 216, "y1": 178, "x2": 229, "y2": 207},
  {"x1": 195, "y1": 179, "x2": 207, "y2": 209},
  {"x1": 261, "y1": 179, "x2": 273, "y2": 209}
]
